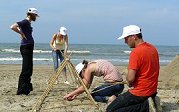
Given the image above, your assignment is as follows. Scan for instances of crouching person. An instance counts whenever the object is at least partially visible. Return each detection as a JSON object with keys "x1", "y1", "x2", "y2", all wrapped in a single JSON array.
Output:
[
  {"x1": 106, "y1": 25, "x2": 162, "y2": 112},
  {"x1": 64, "y1": 59, "x2": 124, "y2": 104}
]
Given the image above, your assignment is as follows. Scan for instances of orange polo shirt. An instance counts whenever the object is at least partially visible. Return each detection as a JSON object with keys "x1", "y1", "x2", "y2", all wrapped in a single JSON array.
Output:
[{"x1": 128, "y1": 42, "x2": 159, "y2": 96}]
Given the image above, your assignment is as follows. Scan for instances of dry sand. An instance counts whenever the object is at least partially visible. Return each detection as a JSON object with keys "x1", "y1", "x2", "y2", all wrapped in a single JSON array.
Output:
[{"x1": 0, "y1": 55, "x2": 179, "y2": 112}]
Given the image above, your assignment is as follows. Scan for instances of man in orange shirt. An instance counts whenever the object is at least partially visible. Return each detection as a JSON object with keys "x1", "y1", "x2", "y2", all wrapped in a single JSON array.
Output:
[{"x1": 106, "y1": 25, "x2": 161, "y2": 112}]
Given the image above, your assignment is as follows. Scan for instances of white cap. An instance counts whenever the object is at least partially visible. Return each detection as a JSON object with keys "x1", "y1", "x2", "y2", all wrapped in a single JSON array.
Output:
[
  {"x1": 59, "y1": 27, "x2": 67, "y2": 36},
  {"x1": 118, "y1": 25, "x2": 141, "y2": 39},
  {"x1": 27, "y1": 8, "x2": 39, "y2": 16},
  {"x1": 75, "y1": 63, "x2": 84, "y2": 74}
]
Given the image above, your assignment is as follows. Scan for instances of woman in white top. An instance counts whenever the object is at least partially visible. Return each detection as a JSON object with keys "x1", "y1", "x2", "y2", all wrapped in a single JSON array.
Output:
[
  {"x1": 64, "y1": 59, "x2": 124, "y2": 104},
  {"x1": 50, "y1": 27, "x2": 70, "y2": 84}
]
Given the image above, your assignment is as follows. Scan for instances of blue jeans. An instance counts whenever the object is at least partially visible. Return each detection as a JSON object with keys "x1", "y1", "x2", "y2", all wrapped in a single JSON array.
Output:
[
  {"x1": 106, "y1": 91, "x2": 152, "y2": 112},
  {"x1": 91, "y1": 82, "x2": 124, "y2": 103},
  {"x1": 52, "y1": 50, "x2": 66, "y2": 72}
]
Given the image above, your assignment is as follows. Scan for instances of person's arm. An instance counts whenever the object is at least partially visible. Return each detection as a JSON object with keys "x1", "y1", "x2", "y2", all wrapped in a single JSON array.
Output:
[
  {"x1": 10, "y1": 23, "x2": 27, "y2": 40},
  {"x1": 50, "y1": 34, "x2": 57, "y2": 51},
  {"x1": 64, "y1": 35, "x2": 68, "y2": 56},
  {"x1": 126, "y1": 69, "x2": 136, "y2": 87},
  {"x1": 64, "y1": 64, "x2": 94, "y2": 101},
  {"x1": 63, "y1": 78, "x2": 89, "y2": 101}
]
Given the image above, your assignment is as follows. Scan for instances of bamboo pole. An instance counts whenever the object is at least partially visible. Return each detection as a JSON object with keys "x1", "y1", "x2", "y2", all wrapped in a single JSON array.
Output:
[
  {"x1": 32, "y1": 57, "x2": 101, "y2": 112},
  {"x1": 66, "y1": 61, "x2": 80, "y2": 86},
  {"x1": 32, "y1": 59, "x2": 67, "y2": 112},
  {"x1": 68, "y1": 62, "x2": 100, "y2": 110}
]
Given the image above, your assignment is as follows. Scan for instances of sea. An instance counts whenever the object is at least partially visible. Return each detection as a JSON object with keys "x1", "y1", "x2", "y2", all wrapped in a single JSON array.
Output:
[{"x1": 0, "y1": 43, "x2": 179, "y2": 66}]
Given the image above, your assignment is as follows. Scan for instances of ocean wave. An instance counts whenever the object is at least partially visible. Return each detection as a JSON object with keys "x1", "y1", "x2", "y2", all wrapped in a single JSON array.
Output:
[
  {"x1": 33, "y1": 50, "x2": 91, "y2": 54},
  {"x1": 1, "y1": 49, "x2": 90, "y2": 54},
  {"x1": 159, "y1": 60, "x2": 171, "y2": 63},
  {"x1": 68, "y1": 50, "x2": 90, "y2": 54},
  {"x1": 2, "y1": 49, "x2": 19, "y2": 53},
  {"x1": 0, "y1": 58, "x2": 22, "y2": 61},
  {"x1": 33, "y1": 50, "x2": 51, "y2": 53},
  {"x1": 123, "y1": 50, "x2": 131, "y2": 54},
  {"x1": 158, "y1": 53, "x2": 176, "y2": 57},
  {"x1": 0, "y1": 57, "x2": 171, "y2": 63},
  {"x1": 0, "y1": 58, "x2": 51, "y2": 61}
]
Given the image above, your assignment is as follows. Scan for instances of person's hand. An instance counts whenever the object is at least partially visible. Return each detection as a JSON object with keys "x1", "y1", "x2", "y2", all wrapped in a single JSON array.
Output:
[
  {"x1": 64, "y1": 53, "x2": 68, "y2": 59},
  {"x1": 19, "y1": 32, "x2": 27, "y2": 40},
  {"x1": 53, "y1": 48, "x2": 57, "y2": 51},
  {"x1": 127, "y1": 83, "x2": 132, "y2": 87},
  {"x1": 64, "y1": 94, "x2": 76, "y2": 101}
]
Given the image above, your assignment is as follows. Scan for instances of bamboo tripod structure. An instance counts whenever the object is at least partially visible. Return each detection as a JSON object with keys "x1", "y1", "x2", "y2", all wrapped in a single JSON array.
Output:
[{"x1": 32, "y1": 56, "x2": 99, "y2": 112}]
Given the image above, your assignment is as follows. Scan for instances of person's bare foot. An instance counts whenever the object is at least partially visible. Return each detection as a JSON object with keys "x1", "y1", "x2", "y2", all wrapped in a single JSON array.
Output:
[{"x1": 107, "y1": 95, "x2": 116, "y2": 105}]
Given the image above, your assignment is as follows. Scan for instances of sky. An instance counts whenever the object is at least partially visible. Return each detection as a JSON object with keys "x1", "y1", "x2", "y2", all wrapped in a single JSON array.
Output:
[{"x1": 1, "y1": 0, "x2": 179, "y2": 46}]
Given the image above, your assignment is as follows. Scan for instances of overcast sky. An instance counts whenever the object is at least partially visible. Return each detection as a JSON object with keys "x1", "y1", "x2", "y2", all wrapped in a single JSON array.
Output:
[{"x1": 1, "y1": 0, "x2": 179, "y2": 46}]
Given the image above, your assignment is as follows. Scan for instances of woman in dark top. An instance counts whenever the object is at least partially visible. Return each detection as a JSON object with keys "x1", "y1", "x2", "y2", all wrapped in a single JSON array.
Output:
[{"x1": 10, "y1": 8, "x2": 39, "y2": 95}]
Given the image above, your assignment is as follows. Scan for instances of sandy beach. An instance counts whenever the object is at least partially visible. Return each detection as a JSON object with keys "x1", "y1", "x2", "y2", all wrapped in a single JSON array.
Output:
[{"x1": 0, "y1": 55, "x2": 179, "y2": 112}]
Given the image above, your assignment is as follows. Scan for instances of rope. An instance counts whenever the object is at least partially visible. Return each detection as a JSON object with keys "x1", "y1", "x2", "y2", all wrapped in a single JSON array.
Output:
[
  {"x1": 32, "y1": 60, "x2": 67, "y2": 112},
  {"x1": 91, "y1": 81, "x2": 127, "y2": 94}
]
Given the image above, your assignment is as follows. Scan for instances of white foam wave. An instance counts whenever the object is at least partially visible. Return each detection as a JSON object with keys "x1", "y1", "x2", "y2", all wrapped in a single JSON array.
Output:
[
  {"x1": 33, "y1": 50, "x2": 51, "y2": 53},
  {"x1": 159, "y1": 60, "x2": 171, "y2": 63},
  {"x1": 0, "y1": 57, "x2": 171, "y2": 63},
  {"x1": 2, "y1": 49, "x2": 90, "y2": 54},
  {"x1": 0, "y1": 58, "x2": 22, "y2": 61},
  {"x1": 2, "y1": 49, "x2": 19, "y2": 53},
  {"x1": 33, "y1": 58, "x2": 52, "y2": 61},
  {"x1": 0, "y1": 58, "x2": 51, "y2": 61},
  {"x1": 123, "y1": 50, "x2": 131, "y2": 54},
  {"x1": 68, "y1": 50, "x2": 90, "y2": 54}
]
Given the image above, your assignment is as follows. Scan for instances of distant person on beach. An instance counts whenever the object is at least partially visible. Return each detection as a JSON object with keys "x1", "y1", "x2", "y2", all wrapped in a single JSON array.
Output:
[
  {"x1": 64, "y1": 59, "x2": 124, "y2": 104},
  {"x1": 10, "y1": 8, "x2": 39, "y2": 95},
  {"x1": 106, "y1": 25, "x2": 161, "y2": 112},
  {"x1": 50, "y1": 27, "x2": 70, "y2": 84}
]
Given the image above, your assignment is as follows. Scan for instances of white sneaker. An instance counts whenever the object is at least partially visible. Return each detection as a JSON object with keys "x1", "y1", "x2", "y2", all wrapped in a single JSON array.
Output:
[
  {"x1": 64, "y1": 81, "x2": 70, "y2": 85},
  {"x1": 148, "y1": 97, "x2": 157, "y2": 112}
]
